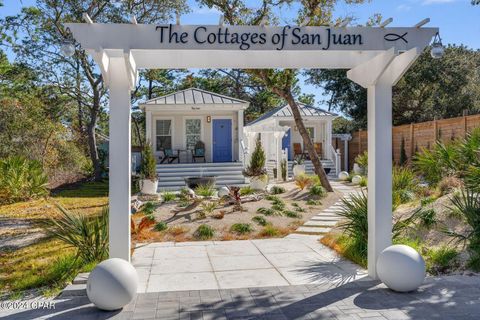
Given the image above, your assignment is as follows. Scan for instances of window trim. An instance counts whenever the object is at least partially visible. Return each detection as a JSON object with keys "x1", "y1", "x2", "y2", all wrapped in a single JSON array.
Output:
[{"x1": 154, "y1": 117, "x2": 174, "y2": 152}]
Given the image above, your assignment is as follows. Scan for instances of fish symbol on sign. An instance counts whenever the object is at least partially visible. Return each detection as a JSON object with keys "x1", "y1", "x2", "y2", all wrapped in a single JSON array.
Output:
[{"x1": 384, "y1": 32, "x2": 408, "y2": 44}]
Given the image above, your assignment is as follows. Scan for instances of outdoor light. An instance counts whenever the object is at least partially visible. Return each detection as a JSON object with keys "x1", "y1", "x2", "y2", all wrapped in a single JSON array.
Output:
[
  {"x1": 430, "y1": 32, "x2": 445, "y2": 59},
  {"x1": 60, "y1": 40, "x2": 75, "y2": 57},
  {"x1": 206, "y1": 116, "x2": 211, "y2": 123}
]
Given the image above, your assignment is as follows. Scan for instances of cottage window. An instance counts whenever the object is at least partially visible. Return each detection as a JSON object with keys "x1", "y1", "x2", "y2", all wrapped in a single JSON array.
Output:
[
  {"x1": 185, "y1": 119, "x2": 201, "y2": 150},
  {"x1": 156, "y1": 119, "x2": 172, "y2": 150}
]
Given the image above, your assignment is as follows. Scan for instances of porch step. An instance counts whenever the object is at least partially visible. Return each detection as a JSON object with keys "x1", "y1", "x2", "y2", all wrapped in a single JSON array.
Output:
[
  {"x1": 155, "y1": 162, "x2": 247, "y2": 190},
  {"x1": 266, "y1": 160, "x2": 337, "y2": 179}
]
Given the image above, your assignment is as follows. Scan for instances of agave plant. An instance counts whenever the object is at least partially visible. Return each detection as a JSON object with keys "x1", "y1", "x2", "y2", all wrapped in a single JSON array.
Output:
[{"x1": 43, "y1": 205, "x2": 109, "y2": 263}]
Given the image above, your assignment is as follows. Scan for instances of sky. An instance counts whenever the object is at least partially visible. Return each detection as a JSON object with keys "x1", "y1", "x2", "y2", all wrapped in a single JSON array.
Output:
[{"x1": 1, "y1": 0, "x2": 479, "y2": 106}]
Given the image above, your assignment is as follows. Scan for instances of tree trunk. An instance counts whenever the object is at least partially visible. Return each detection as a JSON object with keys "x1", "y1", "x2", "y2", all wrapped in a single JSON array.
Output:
[
  {"x1": 284, "y1": 92, "x2": 333, "y2": 192},
  {"x1": 88, "y1": 89, "x2": 102, "y2": 181}
]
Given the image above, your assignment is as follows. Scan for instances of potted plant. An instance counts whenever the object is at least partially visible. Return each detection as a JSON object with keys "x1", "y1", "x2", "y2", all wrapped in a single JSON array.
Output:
[
  {"x1": 292, "y1": 155, "x2": 306, "y2": 177},
  {"x1": 243, "y1": 139, "x2": 268, "y2": 190},
  {"x1": 140, "y1": 143, "x2": 158, "y2": 195}
]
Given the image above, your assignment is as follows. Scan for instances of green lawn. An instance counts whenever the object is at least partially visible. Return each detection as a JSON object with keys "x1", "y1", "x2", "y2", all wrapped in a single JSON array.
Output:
[{"x1": 0, "y1": 180, "x2": 109, "y2": 298}]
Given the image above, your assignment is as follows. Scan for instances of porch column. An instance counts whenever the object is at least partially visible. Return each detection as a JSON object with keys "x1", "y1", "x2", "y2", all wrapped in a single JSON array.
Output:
[
  {"x1": 146, "y1": 108, "x2": 152, "y2": 147},
  {"x1": 366, "y1": 82, "x2": 393, "y2": 278},
  {"x1": 238, "y1": 109, "x2": 244, "y2": 162},
  {"x1": 108, "y1": 52, "x2": 135, "y2": 261}
]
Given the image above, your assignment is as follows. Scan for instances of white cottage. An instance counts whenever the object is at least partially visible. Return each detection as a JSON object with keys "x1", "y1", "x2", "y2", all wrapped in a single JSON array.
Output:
[
  {"x1": 244, "y1": 103, "x2": 340, "y2": 178},
  {"x1": 140, "y1": 88, "x2": 249, "y2": 189},
  {"x1": 141, "y1": 89, "x2": 340, "y2": 189}
]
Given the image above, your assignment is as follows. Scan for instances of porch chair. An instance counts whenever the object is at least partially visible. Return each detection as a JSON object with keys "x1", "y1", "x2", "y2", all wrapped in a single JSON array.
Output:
[
  {"x1": 192, "y1": 140, "x2": 206, "y2": 163},
  {"x1": 293, "y1": 143, "x2": 308, "y2": 159},
  {"x1": 159, "y1": 148, "x2": 179, "y2": 164},
  {"x1": 314, "y1": 142, "x2": 323, "y2": 159}
]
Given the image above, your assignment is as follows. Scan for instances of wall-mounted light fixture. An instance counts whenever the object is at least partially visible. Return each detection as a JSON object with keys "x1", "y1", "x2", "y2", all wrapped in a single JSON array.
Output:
[{"x1": 206, "y1": 116, "x2": 211, "y2": 123}]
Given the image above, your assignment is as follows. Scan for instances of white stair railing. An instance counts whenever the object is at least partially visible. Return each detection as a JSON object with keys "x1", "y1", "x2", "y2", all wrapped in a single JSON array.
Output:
[{"x1": 328, "y1": 145, "x2": 341, "y2": 176}]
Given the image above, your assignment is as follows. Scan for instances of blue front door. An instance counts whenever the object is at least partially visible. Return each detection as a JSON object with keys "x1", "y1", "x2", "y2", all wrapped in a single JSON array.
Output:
[
  {"x1": 282, "y1": 128, "x2": 292, "y2": 160},
  {"x1": 212, "y1": 119, "x2": 232, "y2": 162}
]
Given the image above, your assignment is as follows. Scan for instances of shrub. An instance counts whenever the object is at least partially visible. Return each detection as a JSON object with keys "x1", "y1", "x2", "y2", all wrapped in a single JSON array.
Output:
[
  {"x1": 413, "y1": 141, "x2": 458, "y2": 185},
  {"x1": 243, "y1": 138, "x2": 267, "y2": 177},
  {"x1": 284, "y1": 210, "x2": 302, "y2": 219},
  {"x1": 0, "y1": 156, "x2": 49, "y2": 204},
  {"x1": 265, "y1": 194, "x2": 280, "y2": 202},
  {"x1": 259, "y1": 225, "x2": 280, "y2": 237},
  {"x1": 438, "y1": 176, "x2": 463, "y2": 195},
  {"x1": 43, "y1": 206, "x2": 108, "y2": 263},
  {"x1": 239, "y1": 186, "x2": 255, "y2": 196},
  {"x1": 309, "y1": 184, "x2": 326, "y2": 198},
  {"x1": 140, "y1": 143, "x2": 157, "y2": 181},
  {"x1": 195, "y1": 183, "x2": 215, "y2": 197},
  {"x1": 167, "y1": 225, "x2": 189, "y2": 236},
  {"x1": 270, "y1": 185, "x2": 285, "y2": 194},
  {"x1": 426, "y1": 246, "x2": 459, "y2": 275},
  {"x1": 295, "y1": 174, "x2": 312, "y2": 190},
  {"x1": 393, "y1": 166, "x2": 418, "y2": 206},
  {"x1": 230, "y1": 223, "x2": 253, "y2": 234},
  {"x1": 280, "y1": 159, "x2": 287, "y2": 181},
  {"x1": 358, "y1": 176, "x2": 367, "y2": 187},
  {"x1": 355, "y1": 151, "x2": 368, "y2": 170},
  {"x1": 162, "y1": 191, "x2": 176, "y2": 202},
  {"x1": 291, "y1": 202, "x2": 305, "y2": 212},
  {"x1": 257, "y1": 207, "x2": 276, "y2": 216},
  {"x1": 154, "y1": 221, "x2": 168, "y2": 232},
  {"x1": 446, "y1": 188, "x2": 480, "y2": 271},
  {"x1": 194, "y1": 224, "x2": 215, "y2": 240},
  {"x1": 252, "y1": 216, "x2": 268, "y2": 226},
  {"x1": 142, "y1": 201, "x2": 156, "y2": 215},
  {"x1": 200, "y1": 201, "x2": 217, "y2": 215},
  {"x1": 420, "y1": 196, "x2": 436, "y2": 206},
  {"x1": 306, "y1": 199, "x2": 321, "y2": 206},
  {"x1": 419, "y1": 208, "x2": 437, "y2": 228}
]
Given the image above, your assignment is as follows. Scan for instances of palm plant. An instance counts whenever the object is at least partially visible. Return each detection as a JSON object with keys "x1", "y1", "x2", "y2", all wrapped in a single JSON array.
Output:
[
  {"x1": 0, "y1": 156, "x2": 49, "y2": 204},
  {"x1": 445, "y1": 188, "x2": 480, "y2": 270},
  {"x1": 43, "y1": 205, "x2": 109, "y2": 263}
]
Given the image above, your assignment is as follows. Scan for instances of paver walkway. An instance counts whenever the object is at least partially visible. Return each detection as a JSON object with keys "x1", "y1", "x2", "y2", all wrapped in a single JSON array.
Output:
[
  {"x1": 294, "y1": 180, "x2": 358, "y2": 236},
  {"x1": 131, "y1": 235, "x2": 366, "y2": 293},
  {"x1": 3, "y1": 275, "x2": 480, "y2": 319}
]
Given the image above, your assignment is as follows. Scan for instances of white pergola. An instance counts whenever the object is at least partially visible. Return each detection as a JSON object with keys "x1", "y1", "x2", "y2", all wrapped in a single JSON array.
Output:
[{"x1": 66, "y1": 20, "x2": 438, "y2": 279}]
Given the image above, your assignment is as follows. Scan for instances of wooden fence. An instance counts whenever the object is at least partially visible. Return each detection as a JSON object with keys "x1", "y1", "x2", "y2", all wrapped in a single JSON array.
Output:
[{"x1": 333, "y1": 114, "x2": 480, "y2": 171}]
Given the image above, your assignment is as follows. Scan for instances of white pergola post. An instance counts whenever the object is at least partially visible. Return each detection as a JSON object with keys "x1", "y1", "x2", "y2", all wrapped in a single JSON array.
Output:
[
  {"x1": 348, "y1": 47, "x2": 423, "y2": 279},
  {"x1": 107, "y1": 51, "x2": 136, "y2": 261},
  {"x1": 366, "y1": 82, "x2": 393, "y2": 278}
]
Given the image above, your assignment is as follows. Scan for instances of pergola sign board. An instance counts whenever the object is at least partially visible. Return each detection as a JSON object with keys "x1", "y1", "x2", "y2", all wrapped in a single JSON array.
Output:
[{"x1": 66, "y1": 22, "x2": 438, "y2": 279}]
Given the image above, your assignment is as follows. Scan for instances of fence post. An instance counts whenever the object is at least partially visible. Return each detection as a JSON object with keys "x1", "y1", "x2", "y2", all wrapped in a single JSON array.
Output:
[
  {"x1": 409, "y1": 123, "x2": 414, "y2": 160},
  {"x1": 433, "y1": 118, "x2": 438, "y2": 141}
]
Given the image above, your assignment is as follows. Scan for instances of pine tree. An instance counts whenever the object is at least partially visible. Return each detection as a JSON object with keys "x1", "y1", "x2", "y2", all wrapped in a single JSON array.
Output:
[
  {"x1": 243, "y1": 138, "x2": 266, "y2": 177},
  {"x1": 141, "y1": 143, "x2": 158, "y2": 181}
]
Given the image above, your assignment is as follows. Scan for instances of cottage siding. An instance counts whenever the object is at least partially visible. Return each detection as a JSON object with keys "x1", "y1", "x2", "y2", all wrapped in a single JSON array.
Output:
[{"x1": 148, "y1": 111, "x2": 239, "y2": 162}]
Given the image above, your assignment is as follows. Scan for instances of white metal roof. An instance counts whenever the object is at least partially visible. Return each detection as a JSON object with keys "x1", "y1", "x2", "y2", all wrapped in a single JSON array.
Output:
[
  {"x1": 247, "y1": 103, "x2": 337, "y2": 126},
  {"x1": 143, "y1": 88, "x2": 248, "y2": 105}
]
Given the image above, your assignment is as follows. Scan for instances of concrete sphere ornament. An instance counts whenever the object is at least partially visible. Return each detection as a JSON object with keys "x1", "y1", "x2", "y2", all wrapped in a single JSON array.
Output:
[
  {"x1": 218, "y1": 186, "x2": 230, "y2": 198},
  {"x1": 351, "y1": 175, "x2": 363, "y2": 185},
  {"x1": 377, "y1": 245, "x2": 426, "y2": 292},
  {"x1": 338, "y1": 171, "x2": 349, "y2": 181},
  {"x1": 87, "y1": 258, "x2": 138, "y2": 310}
]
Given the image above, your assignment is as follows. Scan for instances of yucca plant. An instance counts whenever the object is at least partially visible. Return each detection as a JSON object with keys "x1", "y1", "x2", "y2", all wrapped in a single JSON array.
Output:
[
  {"x1": 0, "y1": 156, "x2": 49, "y2": 204},
  {"x1": 43, "y1": 205, "x2": 109, "y2": 263},
  {"x1": 294, "y1": 174, "x2": 312, "y2": 191},
  {"x1": 337, "y1": 191, "x2": 420, "y2": 260},
  {"x1": 413, "y1": 142, "x2": 458, "y2": 185},
  {"x1": 445, "y1": 188, "x2": 480, "y2": 270}
]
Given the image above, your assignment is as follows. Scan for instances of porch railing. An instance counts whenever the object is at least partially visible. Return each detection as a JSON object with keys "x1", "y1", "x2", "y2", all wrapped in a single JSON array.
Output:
[{"x1": 328, "y1": 144, "x2": 341, "y2": 176}]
